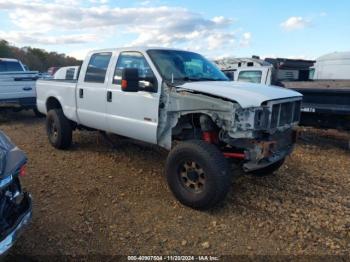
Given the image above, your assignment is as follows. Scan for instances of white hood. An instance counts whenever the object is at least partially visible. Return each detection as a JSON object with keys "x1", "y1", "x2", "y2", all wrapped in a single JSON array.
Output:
[{"x1": 178, "y1": 81, "x2": 302, "y2": 108}]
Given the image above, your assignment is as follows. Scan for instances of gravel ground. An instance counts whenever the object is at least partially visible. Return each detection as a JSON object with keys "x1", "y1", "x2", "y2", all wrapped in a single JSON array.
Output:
[{"x1": 0, "y1": 110, "x2": 349, "y2": 258}]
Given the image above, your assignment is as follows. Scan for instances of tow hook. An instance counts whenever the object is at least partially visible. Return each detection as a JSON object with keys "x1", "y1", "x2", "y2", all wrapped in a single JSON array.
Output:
[{"x1": 253, "y1": 141, "x2": 277, "y2": 159}]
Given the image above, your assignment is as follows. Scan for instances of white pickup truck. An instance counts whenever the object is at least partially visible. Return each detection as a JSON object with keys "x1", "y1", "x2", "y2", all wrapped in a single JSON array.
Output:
[
  {"x1": 0, "y1": 58, "x2": 41, "y2": 115},
  {"x1": 36, "y1": 47, "x2": 302, "y2": 209}
]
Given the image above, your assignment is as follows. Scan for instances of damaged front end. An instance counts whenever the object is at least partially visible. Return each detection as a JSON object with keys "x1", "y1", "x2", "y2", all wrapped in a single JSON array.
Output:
[
  {"x1": 157, "y1": 83, "x2": 302, "y2": 172},
  {"x1": 222, "y1": 98, "x2": 301, "y2": 171},
  {"x1": 221, "y1": 129, "x2": 297, "y2": 172},
  {"x1": 0, "y1": 132, "x2": 32, "y2": 256}
]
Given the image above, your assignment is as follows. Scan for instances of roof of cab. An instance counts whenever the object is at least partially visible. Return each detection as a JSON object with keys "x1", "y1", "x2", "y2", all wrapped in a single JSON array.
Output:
[
  {"x1": 0, "y1": 58, "x2": 20, "y2": 62},
  {"x1": 86, "y1": 47, "x2": 189, "y2": 56}
]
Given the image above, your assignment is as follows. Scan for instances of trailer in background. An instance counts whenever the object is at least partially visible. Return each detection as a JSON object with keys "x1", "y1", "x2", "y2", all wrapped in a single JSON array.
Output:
[
  {"x1": 313, "y1": 52, "x2": 350, "y2": 80},
  {"x1": 214, "y1": 53, "x2": 350, "y2": 130}
]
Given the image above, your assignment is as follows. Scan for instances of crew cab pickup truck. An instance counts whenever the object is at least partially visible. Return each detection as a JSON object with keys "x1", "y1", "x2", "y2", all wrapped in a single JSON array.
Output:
[
  {"x1": 0, "y1": 58, "x2": 40, "y2": 116},
  {"x1": 36, "y1": 48, "x2": 302, "y2": 210}
]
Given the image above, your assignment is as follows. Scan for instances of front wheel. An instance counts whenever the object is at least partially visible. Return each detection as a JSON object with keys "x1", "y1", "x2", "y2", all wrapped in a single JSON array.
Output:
[
  {"x1": 46, "y1": 109, "x2": 72, "y2": 149},
  {"x1": 165, "y1": 140, "x2": 231, "y2": 210}
]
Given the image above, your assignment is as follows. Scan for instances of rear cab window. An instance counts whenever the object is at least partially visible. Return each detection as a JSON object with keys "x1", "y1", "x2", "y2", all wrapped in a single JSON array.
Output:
[
  {"x1": 238, "y1": 70, "x2": 262, "y2": 84},
  {"x1": 65, "y1": 68, "x2": 75, "y2": 80},
  {"x1": 84, "y1": 52, "x2": 112, "y2": 83},
  {"x1": 0, "y1": 61, "x2": 24, "y2": 72}
]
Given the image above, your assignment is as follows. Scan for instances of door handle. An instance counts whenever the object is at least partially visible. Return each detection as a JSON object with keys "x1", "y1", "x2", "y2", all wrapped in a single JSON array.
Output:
[
  {"x1": 23, "y1": 87, "x2": 32, "y2": 91},
  {"x1": 107, "y1": 91, "x2": 112, "y2": 102},
  {"x1": 79, "y1": 88, "x2": 84, "y2": 98}
]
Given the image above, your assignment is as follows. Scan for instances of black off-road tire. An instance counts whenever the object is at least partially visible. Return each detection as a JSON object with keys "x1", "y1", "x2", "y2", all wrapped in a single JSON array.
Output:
[
  {"x1": 46, "y1": 109, "x2": 72, "y2": 149},
  {"x1": 165, "y1": 140, "x2": 231, "y2": 210},
  {"x1": 247, "y1": 158, "x2": 285, "y2": 177}
]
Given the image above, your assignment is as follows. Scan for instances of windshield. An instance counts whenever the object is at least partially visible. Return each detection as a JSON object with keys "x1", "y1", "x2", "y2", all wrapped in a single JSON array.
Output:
[{"x1": 147, "y1": 49, "x2": 228, "y2": 83}]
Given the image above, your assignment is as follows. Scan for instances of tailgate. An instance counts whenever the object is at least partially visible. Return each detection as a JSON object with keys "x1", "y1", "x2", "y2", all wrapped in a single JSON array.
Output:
[{"x1": 0, "y1": 72, "x2": 38, "y2": 101}]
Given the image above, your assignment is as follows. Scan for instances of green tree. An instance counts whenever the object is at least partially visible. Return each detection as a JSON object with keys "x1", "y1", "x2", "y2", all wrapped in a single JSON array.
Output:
[
  {"x1": 0, "y1": 39, "x2": 82, "y2": 72},
  {"x1": 0, "y1": 40, "x2": 13, "y2": 57}
]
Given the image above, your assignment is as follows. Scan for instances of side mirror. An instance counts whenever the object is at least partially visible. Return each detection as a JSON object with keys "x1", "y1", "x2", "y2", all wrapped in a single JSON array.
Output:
[{"x1": 121, "y1": 68, "x2": 139, "y2": 92}]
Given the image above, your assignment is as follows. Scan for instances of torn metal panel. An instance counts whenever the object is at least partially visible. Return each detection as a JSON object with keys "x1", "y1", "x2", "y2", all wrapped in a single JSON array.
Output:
[{"x1": 157, "y1": 84, "x2": 238, "y2": 149}]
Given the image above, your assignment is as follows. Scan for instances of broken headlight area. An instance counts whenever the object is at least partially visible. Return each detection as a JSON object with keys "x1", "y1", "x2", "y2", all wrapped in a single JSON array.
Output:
[
  {"x1": 235, "y1": 107, "x2": 270, "y2": 131},
  {"x1": 234, "y1": 98, "x2": 302, "y2": 133}
]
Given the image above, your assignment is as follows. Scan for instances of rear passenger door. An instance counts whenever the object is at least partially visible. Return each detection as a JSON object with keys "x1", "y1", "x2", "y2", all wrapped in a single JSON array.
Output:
[{"x1": 76, "y1": 52, "x2": 112, "y2": 130}]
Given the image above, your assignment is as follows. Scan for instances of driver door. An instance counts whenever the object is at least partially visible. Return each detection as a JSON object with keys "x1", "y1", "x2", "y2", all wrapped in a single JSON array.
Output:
[{"x1": 106, "y1": 51, "x2": 160, "y2": 144}]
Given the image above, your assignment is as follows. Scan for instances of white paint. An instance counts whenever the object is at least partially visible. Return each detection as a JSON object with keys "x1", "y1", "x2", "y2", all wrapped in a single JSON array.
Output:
[
  {"x1": 314, "y1": 52, "x2": 350, "y2": 80},
  {"x1": 0, "y1": 58, "x2": 37, "y2": 102},
  {"x1": 179, "y1": 81, "x2": 301, "y2": 108}
]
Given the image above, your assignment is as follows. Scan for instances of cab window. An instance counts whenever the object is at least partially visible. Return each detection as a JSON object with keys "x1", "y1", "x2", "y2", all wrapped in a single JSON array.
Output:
[
  {"x1": 113, "y1": 52, "x2": 155, "y2": 85},
  {"x1": 238, "y1": 70, "x2": 262, "y2": 84},
  {"x1": 65, "y1": 68, "x2": 75, "y2": 80},
  {"x1": 84, "y1": 52, "x2": 112, "y2": 83}
]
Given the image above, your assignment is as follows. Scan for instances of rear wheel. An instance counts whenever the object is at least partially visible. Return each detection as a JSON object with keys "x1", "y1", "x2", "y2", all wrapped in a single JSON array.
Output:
[
  {"x1": 46, "y1": 109, "x2": 72, "y2": 149},
  {"x1": 165, "y1": 140, "x2": 231, "y2": 210},
  {"x1": 247, "y1": 158, "x2": 285, "y2": 177}
]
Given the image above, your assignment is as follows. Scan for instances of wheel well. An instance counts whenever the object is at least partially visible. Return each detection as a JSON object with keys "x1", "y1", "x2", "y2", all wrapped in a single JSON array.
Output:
[
  {"x1": 46, "y1": 97, "x2": 62, "y2": 112},
  {"x1": 172, "y1": 113, "x2": 217, "y2": 140}
]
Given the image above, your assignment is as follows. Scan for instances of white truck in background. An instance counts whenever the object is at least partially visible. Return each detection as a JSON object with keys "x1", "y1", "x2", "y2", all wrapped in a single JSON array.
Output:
[
  {"x1": 214, "y1": 57, "x2": 313, "y2": 85},
  {"x1": 53, "y1": 66, "x2": 80, "y2": 80},
  {"x1": 36, "y1": 47, "x2": 302, "y2": 210},
  {"x1": 0, "y1": 58, "x2": 41, "y2": 116}
]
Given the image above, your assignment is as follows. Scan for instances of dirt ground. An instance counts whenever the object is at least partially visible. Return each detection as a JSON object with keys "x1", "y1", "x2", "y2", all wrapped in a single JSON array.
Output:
[{"x1": 0, "y1": 110, "x2": 349, "y2": 258}]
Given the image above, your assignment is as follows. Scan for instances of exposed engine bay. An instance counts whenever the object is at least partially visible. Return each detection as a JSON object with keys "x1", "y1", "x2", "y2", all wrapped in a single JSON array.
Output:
[{"x1": 157, "y1": 83, "x2": 301, "y2": 171}]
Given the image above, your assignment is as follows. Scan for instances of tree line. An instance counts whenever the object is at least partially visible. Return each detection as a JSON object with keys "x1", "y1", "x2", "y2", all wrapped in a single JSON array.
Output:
[{"x1": 0, "y1": 39, "x2": 82, "y2": 72}]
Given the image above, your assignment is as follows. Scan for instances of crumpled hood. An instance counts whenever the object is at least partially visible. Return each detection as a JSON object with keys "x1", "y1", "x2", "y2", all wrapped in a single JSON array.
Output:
[
  {"x1": 178, "y1": 81, "x2": 302, "y2": 108},
  {"x1": 0, "y1": 131, "x2": 26, "y2": 177}
]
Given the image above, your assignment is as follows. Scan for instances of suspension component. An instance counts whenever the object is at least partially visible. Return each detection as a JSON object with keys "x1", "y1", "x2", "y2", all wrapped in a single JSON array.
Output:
[
  {"x1": 223, "y1": 152, "x2": 246, "y2": 159},
  {"x1": 200, "y1": 115, "x2": 246, "y2": 160},
  {"x1": 202, "y1": 131, "x2": 218, "y2": 144}
]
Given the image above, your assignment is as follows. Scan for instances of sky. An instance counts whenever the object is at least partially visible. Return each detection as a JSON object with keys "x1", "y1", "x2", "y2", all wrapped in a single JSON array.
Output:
[{"x1": 0, "y1": 0, "x2": 349, "y2": 60}]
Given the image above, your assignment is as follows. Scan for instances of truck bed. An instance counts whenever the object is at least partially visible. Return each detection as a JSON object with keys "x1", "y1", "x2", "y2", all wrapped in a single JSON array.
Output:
[
  {"x1": 36, "y1": 79, "x2": 78, "y2": 122},
  {"x1": 281, "y1": 80, "x2": 350, "y2": 130},
  {"x1": 282, "y1": 80, "x2": 350, "y2": 90}
]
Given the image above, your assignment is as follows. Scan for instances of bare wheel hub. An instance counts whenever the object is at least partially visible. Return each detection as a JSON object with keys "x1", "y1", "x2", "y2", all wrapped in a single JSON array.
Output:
[
  {"x1": 49, "y1": 120, "x2": 58, "y2": 139},
  {"x1": 179, "y1": 161, "x2": 206, "y2": 193}
]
